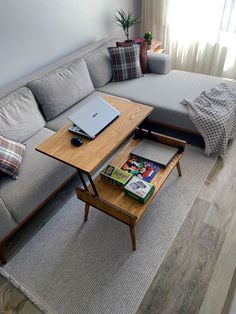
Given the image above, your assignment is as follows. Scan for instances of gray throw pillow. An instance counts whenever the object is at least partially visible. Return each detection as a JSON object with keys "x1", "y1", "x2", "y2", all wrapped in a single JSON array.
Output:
[
  {"x1": 0, "y1": 87, "x2": 45, "y2": 143},
  {"x1": 84, "y1": 49, "x2": 112, "y2": 88},
  {"x1": 28, "y1": 58, "x2": 94, "y2": 121}
]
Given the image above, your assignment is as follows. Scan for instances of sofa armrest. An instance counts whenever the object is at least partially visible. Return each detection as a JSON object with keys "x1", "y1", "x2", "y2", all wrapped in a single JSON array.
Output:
[{"x1": 147, "y1": 52, "x2": 172, "y2": 74}]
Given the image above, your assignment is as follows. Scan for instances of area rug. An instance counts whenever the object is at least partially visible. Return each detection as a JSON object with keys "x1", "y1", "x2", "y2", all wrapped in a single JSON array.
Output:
[{"x1": 4, "y1": 146, "x2": 216, "y2": 314}]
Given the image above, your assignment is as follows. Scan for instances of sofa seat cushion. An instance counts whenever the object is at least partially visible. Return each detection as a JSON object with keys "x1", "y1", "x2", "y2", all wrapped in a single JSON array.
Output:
[
  {"x1": 0, "y1": 128, "x2": 76, "y2": 224},
  {"x1": 28, "y1": 58, "x2": 94, "y2": 121},
  {"x1": 97, "y1": 70, "x2": 229, "y2": 133},
  {"x1": 46, "y1": 91, "x2": 111, "y2": 132},
  {"x1": 0, "y1": 87, "x2": 45, "y2": 143}
]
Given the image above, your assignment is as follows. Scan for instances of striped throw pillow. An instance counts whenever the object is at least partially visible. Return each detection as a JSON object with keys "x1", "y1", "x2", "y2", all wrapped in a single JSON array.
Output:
[
  {"x1": 108, "y1": 45, "x2": 143, "y2": 82},
  {"x1": 0, "y1": 136, "x2": 25, "y2": 179}
]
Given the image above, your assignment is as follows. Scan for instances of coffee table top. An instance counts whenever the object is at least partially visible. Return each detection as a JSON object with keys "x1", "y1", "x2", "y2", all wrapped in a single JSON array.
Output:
[{"x1": 36, "y1": 96, "x2": 153, "y2": 174}]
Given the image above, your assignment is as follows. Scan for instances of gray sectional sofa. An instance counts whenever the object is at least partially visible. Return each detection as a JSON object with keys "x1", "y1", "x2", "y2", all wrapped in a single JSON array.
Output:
[{"x1": 0, "y1": 38, "x2": 235, "y2": 263}]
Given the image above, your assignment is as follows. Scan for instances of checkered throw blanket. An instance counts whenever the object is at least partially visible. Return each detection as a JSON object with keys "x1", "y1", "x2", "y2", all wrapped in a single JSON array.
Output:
[{"x1": 182, "y1": 83, "x2": 236, "y2": 157}]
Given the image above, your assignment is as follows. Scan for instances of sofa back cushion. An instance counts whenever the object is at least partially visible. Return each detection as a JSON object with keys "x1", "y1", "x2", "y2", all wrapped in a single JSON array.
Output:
[
  {"x1": 0, "y1": 87, "x2": 45, "y2": 143},
  {"x1": 0, "y1": 39, "x2": 116, "y2": 101},
  {"x1": 84, "y1": 49, "x2": 113, "y2": 88},
  {"x1": 28, "y1": 58, "x2": 94, "y2": 121}
]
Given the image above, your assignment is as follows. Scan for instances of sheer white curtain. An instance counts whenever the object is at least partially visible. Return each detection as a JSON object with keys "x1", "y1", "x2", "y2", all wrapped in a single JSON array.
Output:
[{"x1": 142, "y1": 0, "x2": 236, "y2": 79}]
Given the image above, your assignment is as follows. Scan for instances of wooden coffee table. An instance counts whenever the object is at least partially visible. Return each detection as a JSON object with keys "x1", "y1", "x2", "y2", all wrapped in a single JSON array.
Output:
[{"x1": 36, "y1": 96, "x2": 186, "y2": 250}]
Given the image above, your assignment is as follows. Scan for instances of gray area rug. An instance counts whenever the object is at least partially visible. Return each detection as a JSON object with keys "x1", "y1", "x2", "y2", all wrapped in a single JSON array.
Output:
[{"x1": 4, "y1": 146, "x2": 216, "y2": 314}]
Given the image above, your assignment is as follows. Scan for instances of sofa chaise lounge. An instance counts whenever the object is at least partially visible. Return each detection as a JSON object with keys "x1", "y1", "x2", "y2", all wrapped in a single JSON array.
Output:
[{"x1": 0, "y1": 38, "x2": 235, "y2": 263}]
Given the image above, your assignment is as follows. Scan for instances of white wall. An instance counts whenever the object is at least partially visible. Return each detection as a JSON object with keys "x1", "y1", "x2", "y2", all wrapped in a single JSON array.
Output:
[{"x1": 0, "y1": 0, "x2": 141, "y2": 89}]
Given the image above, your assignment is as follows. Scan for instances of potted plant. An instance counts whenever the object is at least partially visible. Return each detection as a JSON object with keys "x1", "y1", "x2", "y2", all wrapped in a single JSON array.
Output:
[
  {"x1": 114, "y1": 9, "x2": 139, "y2": 42},
  {"x1": 144, "y1": 32, "x2": 153, "y2": 49}
]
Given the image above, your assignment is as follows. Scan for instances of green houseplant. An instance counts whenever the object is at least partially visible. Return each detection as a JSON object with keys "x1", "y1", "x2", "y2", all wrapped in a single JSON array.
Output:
[
  {"x1": 114, "y1": 9, "x2": 139, "y2": 42},
  {"x1": 144, "y1": 31, "x2": 153, "y2": 47}
]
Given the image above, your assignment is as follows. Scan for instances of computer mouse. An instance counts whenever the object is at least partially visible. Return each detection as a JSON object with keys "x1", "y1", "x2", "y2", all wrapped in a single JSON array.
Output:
[{"x1": 71, "y1": 136, "x2": 83, "y2": 147}]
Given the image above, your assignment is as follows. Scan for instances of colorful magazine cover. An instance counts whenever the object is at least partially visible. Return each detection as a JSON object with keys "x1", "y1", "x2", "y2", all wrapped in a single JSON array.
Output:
[{"x1": 121, "y1": 156, "x2": 160, "y2": 182}]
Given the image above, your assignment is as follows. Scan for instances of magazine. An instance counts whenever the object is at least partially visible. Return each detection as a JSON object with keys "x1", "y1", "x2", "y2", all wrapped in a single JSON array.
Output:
[{"x1": 121, "y1": 156, "x2": 160, "y2": 182}]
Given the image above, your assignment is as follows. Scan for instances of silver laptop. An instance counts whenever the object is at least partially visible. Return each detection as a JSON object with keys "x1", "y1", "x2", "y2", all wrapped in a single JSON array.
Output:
[
  {"x1": 68, "y1": 97, "x2": 120, "y2": 139},
  {"x1": 131, "y1": 139, "x2": 179, "y2": 168}
]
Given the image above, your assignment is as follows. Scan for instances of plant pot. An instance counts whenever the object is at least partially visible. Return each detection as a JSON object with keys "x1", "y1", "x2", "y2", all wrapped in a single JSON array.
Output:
[
  {"x1": 147, "y1": 44, "x2": 152, "y2": 50},
  {"x1": 116, "y1": 40, "x2": 133, "y2": 47}
]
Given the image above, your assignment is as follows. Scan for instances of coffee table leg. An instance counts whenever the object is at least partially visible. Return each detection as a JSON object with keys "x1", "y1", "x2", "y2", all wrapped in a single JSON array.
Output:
[
  {"x1": 84, "y1": 203, "x2": 90, "y2": 222},
  {"x1": 176, "y1": 161, "x2": 182, "y2": 177},
  {"x1": 129, "y1": 226, "x2": 137, "y2": 250}
]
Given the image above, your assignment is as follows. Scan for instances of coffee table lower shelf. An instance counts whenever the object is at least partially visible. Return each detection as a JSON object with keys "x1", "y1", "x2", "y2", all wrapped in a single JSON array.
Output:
[{"x1": 76, "y1": 131, "x2": 185, "y2": 250}]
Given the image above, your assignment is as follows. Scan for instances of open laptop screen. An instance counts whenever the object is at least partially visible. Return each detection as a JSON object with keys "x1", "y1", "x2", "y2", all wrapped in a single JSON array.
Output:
[{"x1": 68, "y1": 97, "x2": 120, "y2": 139}]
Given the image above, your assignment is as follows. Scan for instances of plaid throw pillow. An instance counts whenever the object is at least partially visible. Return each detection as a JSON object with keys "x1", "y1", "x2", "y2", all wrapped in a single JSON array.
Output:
[
  {"x1": 0, "y1": 136, "x2": 25, "y2": 179},
  {"x1": 108, "y1": 45, "x2": 143, "y2": 82},
  {"x1": 116, "y1": 40, "x2": 149, "y2": 74}
]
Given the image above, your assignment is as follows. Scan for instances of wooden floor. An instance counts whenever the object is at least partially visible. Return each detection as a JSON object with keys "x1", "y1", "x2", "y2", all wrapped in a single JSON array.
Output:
[{"x1": 137, "y1": 139, "x2": 236, "y2": 314}]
